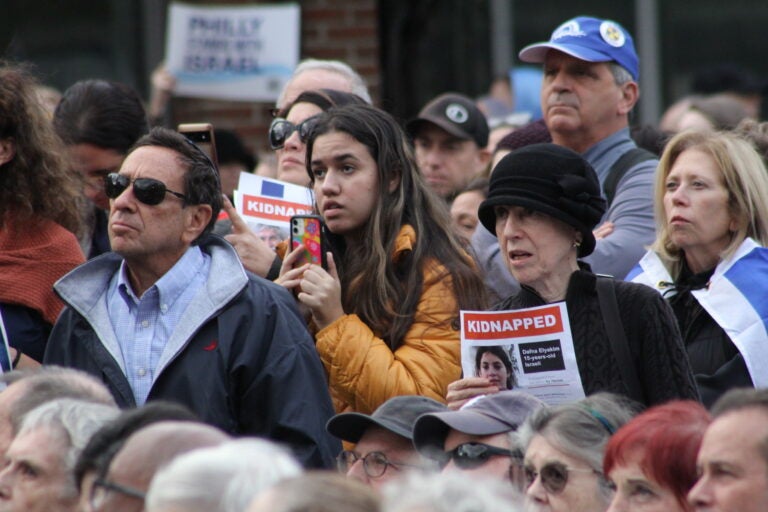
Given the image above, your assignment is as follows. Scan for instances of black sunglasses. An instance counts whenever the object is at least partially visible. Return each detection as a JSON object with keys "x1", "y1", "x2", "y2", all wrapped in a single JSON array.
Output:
[
  {"x1": 442, "y1": 442, "x2": 514, "y2": 470},
  {"x1": 268, "y1": 116, "x2": 320, "y2": 149},
  {"x1": 524, "y1": 462, "x2": 601, "y2": 494},
  {"x1": 104, "y1": 173, "x2": 187, "y2": 206}
]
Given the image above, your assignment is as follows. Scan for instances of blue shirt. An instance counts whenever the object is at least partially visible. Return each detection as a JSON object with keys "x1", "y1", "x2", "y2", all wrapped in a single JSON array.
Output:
[
  {"x1": 582, "y1": 128, "x2": 658, "y2": 279},
  {"x1": 107, "y1": 246, "x2": 210, "y2": 405}
]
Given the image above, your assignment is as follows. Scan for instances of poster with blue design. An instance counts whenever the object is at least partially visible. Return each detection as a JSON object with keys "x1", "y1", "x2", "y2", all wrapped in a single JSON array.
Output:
[{"x1": 166, "y1": 2, "x2": 300, "y2": 101}]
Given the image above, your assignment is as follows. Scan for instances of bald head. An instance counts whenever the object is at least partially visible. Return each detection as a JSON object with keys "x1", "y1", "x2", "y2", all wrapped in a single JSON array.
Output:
[{"x1": 100, "y1": 421, "x2": 229, "y2": 512}]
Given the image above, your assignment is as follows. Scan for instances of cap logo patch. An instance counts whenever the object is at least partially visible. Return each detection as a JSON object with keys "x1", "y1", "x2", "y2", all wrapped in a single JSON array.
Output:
[
  {"x1": 599, "y1": 21, "x2": 625, "y2": 47},
  {"x1": 445, "y1": 103, "x2": 469, "y2": 124},
  {"x1": 552, "y1": 20, "x2": 586, "y2": 40}
]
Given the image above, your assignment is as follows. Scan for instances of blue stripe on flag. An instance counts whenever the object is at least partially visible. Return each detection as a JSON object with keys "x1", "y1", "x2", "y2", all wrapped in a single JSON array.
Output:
[
  {"x1": 724, "y1": 247, "x2": 768, "y2": 324},
  {"x1": 261, "y1": 181, "x2": 285, "y2": 198},
  {"x1": 625, "y1": 264, "x2": 642, "y2": 281}
]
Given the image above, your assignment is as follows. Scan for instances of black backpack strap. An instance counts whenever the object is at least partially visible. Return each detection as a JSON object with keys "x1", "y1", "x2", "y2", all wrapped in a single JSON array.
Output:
[
  {"x1": 604, "y1": 147, "x2": 656, "y2": 206},
  {"x1": 595, "y1": 276, "x2": 645, "y2": 403}
]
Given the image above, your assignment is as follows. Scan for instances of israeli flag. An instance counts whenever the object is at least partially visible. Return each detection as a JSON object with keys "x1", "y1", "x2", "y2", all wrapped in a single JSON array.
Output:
[{"x1": 628, "y1": 238, "x2": 768, "y2": 387}]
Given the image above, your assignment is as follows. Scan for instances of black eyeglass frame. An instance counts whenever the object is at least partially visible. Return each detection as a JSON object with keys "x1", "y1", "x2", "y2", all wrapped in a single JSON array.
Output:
[
  {"x1": 104, "y1": 173, "x2": 187, "y2": 206},
  {"x1": 336, "y1": 450, "x2": 421, "y2": 478},
  {"x1": 89, "y1": 477, "x2": 146, "y2": 509}
]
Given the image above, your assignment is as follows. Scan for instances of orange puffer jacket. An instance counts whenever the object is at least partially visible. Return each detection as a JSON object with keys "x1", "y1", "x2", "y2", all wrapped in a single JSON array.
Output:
[{"x1": 315, "y1": 225, "x2": 462, "y2": 414}]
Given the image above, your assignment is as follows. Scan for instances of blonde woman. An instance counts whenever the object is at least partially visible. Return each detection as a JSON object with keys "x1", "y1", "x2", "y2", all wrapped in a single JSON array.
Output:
[{"x1": 628, "y1": 130, "x2": 768, "y2": 406}]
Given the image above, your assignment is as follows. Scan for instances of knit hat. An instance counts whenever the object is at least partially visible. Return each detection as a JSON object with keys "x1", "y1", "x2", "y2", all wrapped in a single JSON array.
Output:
[
  {"x1": 495, "y1": 119, "x2": 552, "y2": 153},
  {"x1": 407, "y1": 93, "x2": 490, "y2": 148},
  {"x1": 326, "y1": 395, "x2": 447, "y2": 443},
  {"x1": 478, "y1": 143, "x2": 606, "y2": 257},
  {"x1": 519, "y1": 16, "x2": 639, "y2": 81},
  {"x1": 412, "y1": 391, "x2": 544, "y2": 459}
]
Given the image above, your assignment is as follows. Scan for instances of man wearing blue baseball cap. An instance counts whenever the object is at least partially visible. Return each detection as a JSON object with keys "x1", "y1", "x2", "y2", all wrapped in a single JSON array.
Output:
[{"x1": 518, "y1": 16, "x2": 656, "y2": 281}]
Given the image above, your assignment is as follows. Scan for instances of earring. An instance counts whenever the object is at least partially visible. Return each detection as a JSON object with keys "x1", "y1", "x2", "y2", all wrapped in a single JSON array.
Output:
[{"x1": 573, "y1": 240, "x2": 581, "y2": 248}]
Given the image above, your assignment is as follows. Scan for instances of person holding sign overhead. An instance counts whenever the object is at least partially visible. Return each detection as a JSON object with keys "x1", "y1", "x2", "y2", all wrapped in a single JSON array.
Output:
[
  {"x1": 277, "y1": 104, "x2": 487, "y2": 414},
  {"x1": 448, "y1": 143, "x2": 697, "y2": 408}
]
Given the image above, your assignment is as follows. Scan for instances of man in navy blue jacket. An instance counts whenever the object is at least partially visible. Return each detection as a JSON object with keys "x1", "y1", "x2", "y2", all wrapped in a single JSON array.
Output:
[{"x1": 45, "y1": 127, "x2": 339, "y2": 468}]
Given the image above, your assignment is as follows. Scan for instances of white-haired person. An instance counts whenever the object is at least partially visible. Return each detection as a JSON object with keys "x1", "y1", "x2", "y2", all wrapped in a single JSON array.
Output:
[
  {"x1": 627, "y1": 130, "x2": 768, "y2": 406},
  {"x1": 520, "y1": 393, "x2": 637, "y2": 512},
  {"x1": 145, "y1": 438, "x2": 302, "y2": 512},
  {"x1": 381, "y1": 471, "x2": 524, "y2": 512},
  {"x1": 0, "y1": 398, "x2": 118, "y2": 512}
]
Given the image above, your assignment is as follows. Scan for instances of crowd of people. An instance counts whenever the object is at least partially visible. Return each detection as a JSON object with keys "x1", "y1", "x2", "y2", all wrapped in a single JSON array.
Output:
[{"x1": 3, "y1": 12, "x2": 768, "y2": 512}]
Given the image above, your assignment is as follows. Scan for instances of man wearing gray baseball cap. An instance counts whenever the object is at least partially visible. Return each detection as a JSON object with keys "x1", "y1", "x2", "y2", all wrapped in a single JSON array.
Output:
[
  {"x1": 327, "y1": 395, "x2": 446, "y2": 491},
  {"x1": 412, "y1": 390, "x2": 544, "y2": 487}
]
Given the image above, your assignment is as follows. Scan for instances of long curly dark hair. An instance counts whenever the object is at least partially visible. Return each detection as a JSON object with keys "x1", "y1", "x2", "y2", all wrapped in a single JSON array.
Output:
[{"x1": 0, "y1": 62, "x2": 83, "y2": 234}]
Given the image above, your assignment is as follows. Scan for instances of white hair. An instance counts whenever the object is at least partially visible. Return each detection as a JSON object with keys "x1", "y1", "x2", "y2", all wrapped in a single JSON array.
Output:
[
  {"x1": 381, "y1": 471, "x2": 524, "y2": 512},
  {"x1": 277, "y1": 58, "x2": 372, "y2": 107},
  {"x1": 18, "y1": 398, "x2": 118, "y2": 485},
  {"x1": 145, "y1": 437, "x2": 302, "y2": 512}
]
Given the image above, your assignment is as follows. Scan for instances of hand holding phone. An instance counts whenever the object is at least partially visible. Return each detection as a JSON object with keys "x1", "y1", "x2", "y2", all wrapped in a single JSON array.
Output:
[
  {"x1": 177, "y1": 123, "x2": 218, "y2": 170},
  {"x1": 290, "y1": 215, "x2": 327, "y2": 269}
]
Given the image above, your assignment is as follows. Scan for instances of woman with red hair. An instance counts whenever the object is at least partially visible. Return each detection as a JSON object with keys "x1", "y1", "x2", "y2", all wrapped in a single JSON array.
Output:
[{"x1": 603, "y1": 401, "x2": 710, "y2": 512}]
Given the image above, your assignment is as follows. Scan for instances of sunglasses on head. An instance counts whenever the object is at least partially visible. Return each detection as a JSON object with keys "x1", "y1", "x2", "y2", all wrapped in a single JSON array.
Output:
[
  {"x1": 268, "y1": 116, "x2": 320, "y2": 149},
  {"x1": 524, "y1": 462, "x2": 601, "y2": 494},
  {"x1": 104, "y1": 173, "x2": 187, "y2": 206},
  {"x1": 441, "y1": 442, "x2": 514, "y2": 470}
]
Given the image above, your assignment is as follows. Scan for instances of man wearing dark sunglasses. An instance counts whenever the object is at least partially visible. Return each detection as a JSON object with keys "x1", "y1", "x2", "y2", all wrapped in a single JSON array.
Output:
[
  {"x1": 44, "y1": 127, "x2": 340, "y2": 469},
  {"x1": 412, "y1": 391, "x2": 544, "y2": 486},
  {"x1": 326, "y1": 395, "x2": 446, "y2": 492}
]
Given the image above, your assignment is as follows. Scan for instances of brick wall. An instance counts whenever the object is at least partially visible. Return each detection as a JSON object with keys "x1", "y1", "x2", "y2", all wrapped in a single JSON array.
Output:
[{"x1": 170, "y1": 0, "x2": 380, "y2": 163}]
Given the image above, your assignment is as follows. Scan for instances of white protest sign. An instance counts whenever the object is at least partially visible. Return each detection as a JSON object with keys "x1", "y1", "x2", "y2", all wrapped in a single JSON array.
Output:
[
  {"x1": 166, "y1": 2, "x2": 300, "y2": 102},
  {"x1": 460, "y1": 303, "x2": 585, "y2": 405},
  {"x1": 233, "y1": 173, "x2": 314, "y2": 239}
]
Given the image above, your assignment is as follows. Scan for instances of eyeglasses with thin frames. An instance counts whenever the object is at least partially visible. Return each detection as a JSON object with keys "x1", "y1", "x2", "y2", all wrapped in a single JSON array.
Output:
[
  {"x1": 524, "y1": 461, "x2": 602, "y2": 494},
  {"x1": 336, "y1": 450, "x2": 421, "y2": 478}
]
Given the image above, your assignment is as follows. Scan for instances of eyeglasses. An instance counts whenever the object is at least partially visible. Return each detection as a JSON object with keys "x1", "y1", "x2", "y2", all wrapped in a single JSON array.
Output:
[
  {"x1": 89, "y1": 477, "x2": 146, "y2": 511},
  {"x1": 268, "y1": 116, "x2": 319, "y2": 149},
  {"x1": 524, "y1": 462, "x2": 602, "y2": 494},
  {"x1": 441, "y1": 442, "x2": 515, "y2": 470},
  {"x1": 104, "y1": 173, "x2": 187, "y2": 206},
  {"x1": 336, "y1": 450, "x2": 420, "y2": 478}
]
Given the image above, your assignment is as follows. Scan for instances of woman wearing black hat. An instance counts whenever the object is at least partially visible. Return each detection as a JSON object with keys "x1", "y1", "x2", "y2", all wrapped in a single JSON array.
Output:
[{"x1": 451, "y1": 143, "x2": 698, "y2": 408}]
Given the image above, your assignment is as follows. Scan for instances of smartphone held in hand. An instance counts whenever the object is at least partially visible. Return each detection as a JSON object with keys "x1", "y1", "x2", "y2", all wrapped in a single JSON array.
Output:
[{"x1": 290, "y1": 215, "x2": 327, "y2": 269}]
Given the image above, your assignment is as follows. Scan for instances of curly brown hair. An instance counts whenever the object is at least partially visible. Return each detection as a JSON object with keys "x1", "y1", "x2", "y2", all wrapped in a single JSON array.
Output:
[{"x1": 0, "y1": 61, "x2": 83, "y2": 235}]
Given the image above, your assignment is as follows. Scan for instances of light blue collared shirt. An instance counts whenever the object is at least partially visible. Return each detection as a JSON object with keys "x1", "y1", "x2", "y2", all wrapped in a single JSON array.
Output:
[{"x1": 106, "y1": 246, "x2": 210, "y2": 405}]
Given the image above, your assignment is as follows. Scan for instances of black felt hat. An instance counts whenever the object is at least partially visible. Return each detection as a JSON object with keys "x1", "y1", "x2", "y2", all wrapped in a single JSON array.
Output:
[{"x1": 478, "y1": 143, "x2": 606, "y2": 257}]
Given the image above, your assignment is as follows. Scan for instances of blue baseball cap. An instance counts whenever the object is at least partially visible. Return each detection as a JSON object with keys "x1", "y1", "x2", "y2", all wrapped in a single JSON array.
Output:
[{"x1": 518, "y1": 16, "x2": 639, "y2": 81}]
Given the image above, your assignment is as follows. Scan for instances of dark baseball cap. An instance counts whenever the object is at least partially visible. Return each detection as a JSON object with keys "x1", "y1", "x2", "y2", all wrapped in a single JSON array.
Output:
[
  {"x1": 412, "y1": 391, "x2": 545, "y2": 458},
  {"x1": 407, "y1": 93, "x2": 490, "y2": 148},
  {"x1": 326, "y1": 395, "x2": 447, "y2": 443}
]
